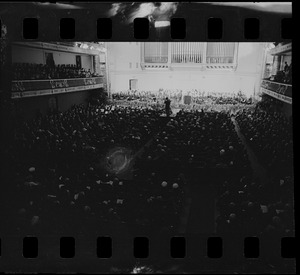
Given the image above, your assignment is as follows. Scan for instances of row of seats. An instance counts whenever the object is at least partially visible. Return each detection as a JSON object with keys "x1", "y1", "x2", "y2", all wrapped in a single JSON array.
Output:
[
  {"x1": 6, "y1": 104, "x2": 184, "y2": 234},
  {"x1": 2, "y1": 99, "x2": 293, "y2": 244},
  {"x1": 12, "y1": 63, "x2": 100, "y2": 80}
]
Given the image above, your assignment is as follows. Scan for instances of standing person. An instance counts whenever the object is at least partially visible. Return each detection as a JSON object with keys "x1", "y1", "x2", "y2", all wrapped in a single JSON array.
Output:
[
  {"x1": 284, "y1": 62, "x2": 289, "y2": 73},
  {"x1": 164, "y1": 97, "x2": 171, "y2": 117}
]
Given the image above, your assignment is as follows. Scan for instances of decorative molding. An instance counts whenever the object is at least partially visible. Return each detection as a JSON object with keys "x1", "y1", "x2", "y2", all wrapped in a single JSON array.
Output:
[
  {"x1": 141, "y1": 62, "x2": 236, "y2": 71},
  {"x1": 141, "y1": 63, "x2": 170, "y2": 70},
  {"x1": 12, "y1": 77, "x2": 103, "y2": 93},
  {"x1": 206, "y1": 64, "x2": 236, "y2": 70},
  {"x1": 11, "y1": 77, "x2": 104, "y2": 98},
  {"x1": 269, "y1": 43, "x2": 292, "y2": 56},
  {"x1": 12, "y1": 42, "x2": 102, "y2": 56},
  {"x1": 11, "y1": 83, "x2": 103, "y2": 99}
]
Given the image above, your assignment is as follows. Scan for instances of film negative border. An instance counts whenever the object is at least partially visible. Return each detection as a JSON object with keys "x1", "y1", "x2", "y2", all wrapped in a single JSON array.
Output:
[
  {"x1": 0, "y1": 1, "x2": 294, "y2": 274},
  {"x1": 0, "y1": 235, "x2": 296, "y2": 273},
  {"x1": 18, "y1": 16, "x2": 293, "y2": 41},
  {"x1": 0, "y1": 2, "x2": 292, "y2": 41}
]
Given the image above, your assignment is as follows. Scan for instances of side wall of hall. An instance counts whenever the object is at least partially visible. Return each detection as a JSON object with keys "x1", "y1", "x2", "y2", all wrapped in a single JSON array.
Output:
[{"x1": 11, "y1": 44, "x2": 104, "y2": 120}]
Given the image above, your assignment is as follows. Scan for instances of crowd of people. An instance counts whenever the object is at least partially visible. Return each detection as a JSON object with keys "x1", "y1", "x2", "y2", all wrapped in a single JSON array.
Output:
[
  {"x1": 140, "y1": 109, "x2": 250, "y2": 171},
  {"x1": 266, "y1": 62, "x2": 292, "y2": 85},
  {"x1": 236, "y1": 97, "x2": 293, "y2": 177},
  {"x1": 112, "y1": 89, "x2": 253, "y2": 113},
  {"x1": 12, "y1": 63, "x2": 100, "y2": 80},
  {"x1": 5, "y1": 103, "x2": 186, "y2": 234},
  {"x1": 215, "y1": 96, "x2": 294, "y2": 242},
  {"x1": 216, "y1": 173, "x2": 294, "y2": 239},
  {"x1": 112, "y1": 89, "x2": 183, "y2": 104},
  {"x1": 188, "y1": 90, "x2": 252, "y2": 105},
  {"x1": 2, "y1": 94, "x2": 293, "y2": 245}
]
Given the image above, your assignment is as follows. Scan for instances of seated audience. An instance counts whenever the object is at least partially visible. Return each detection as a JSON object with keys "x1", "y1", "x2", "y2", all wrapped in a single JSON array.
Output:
[
  {"x1": 12, "y1": 63, "x2": 100, "y2": 80},
  {"x1": 3, "y1": 92, "x2": 293, "y2": 244},
  {"x1": 264, "y1": 62, "x2": 292, "y2": 85},
  {"x1": 236, "y1": 97, "x2": 293, "y2": 177}
]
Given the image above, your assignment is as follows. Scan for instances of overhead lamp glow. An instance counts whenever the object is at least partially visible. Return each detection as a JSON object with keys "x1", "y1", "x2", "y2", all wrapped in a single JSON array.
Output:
[
  {"x1": 154, "y1": 21, "x2": 171, "y2": 28},
  {"x1": 81, "y1": 44, "x2": 89, "y2": 49}
]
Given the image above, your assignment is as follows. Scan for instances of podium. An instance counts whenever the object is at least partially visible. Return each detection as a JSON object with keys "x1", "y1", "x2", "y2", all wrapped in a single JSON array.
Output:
[{"x1": 184, "y1": 95, "x2": 192, "y2": 105}]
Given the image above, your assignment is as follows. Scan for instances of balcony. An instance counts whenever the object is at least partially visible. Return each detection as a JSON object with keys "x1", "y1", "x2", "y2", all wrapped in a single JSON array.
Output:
[
  {"x1": 11, "y1": 77, "x2": 104, "y2": 99},
  {"x1": 269, "y1": 42, "x2": 292, "y2": 56},
  {"x1": 260, "y1": 79, "x2": 292, "y2": 104}
]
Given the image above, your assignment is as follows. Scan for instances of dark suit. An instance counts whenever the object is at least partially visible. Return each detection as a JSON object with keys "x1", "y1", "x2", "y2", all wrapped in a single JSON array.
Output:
[{"x1": 164, "y1": 99, "x2": 171, "y2": 116}]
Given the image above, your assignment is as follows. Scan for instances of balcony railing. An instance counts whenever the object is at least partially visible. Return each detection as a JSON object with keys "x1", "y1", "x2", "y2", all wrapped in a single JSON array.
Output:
[
  {"x1": 269, "y1": 42, "x2": 292, "y2": 56},
  {"x1": 260, "y1": 79, "x2": 292, "y2": 104},
  {"x1": 206, "y1": 56, "x2": 234, "y2": 64},
  {"x1": 144, "y1": 56, "x2": 168, "y2": 63},
  {"x1": 11, "y1": 77, "x2": 104, "y2": 98},
  {"x1": 171, "y1": 56, "x2": 203, "y2": 63}
]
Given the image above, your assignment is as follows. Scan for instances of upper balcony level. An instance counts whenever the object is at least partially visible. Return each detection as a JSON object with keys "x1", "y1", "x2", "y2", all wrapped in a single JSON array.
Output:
[
  {"x1": 13, "y1": 42, "x2": 105, "y2": 56},
  {"x1": 11, "y1": 41, "x2": 107, "y2": 99},
  {"x1": 269, "y1": 42, "x2": 292, "y2": 56}
]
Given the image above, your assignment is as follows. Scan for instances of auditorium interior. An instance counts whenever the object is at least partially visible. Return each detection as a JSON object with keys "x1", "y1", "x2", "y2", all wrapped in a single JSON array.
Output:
[{"x1": 0, "y1": 41, "x2": 294, "y2": 273}]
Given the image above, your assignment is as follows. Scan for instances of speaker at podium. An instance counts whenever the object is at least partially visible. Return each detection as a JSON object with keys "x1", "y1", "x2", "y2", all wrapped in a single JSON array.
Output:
[{"x1": 184, "y1": 95, "x2": 192, "y2": 105}]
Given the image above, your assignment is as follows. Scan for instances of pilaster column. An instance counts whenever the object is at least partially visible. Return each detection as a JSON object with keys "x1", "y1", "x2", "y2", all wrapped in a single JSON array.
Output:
[
  {"x1": 202, "y1": 42, "x2": 207, "y2": 70},
  {"x1": 203, "y1": 43, "x2": 207, "y2": 64},
  {"x1": 141, "y1": 42, "x2": 145, "y2": 63},
  {"x1": 168, "y1": 42, "x2": 172, "y2": 65},
  {"x1": 233, "y1": 42, "x2": 239, "y2": 66}
]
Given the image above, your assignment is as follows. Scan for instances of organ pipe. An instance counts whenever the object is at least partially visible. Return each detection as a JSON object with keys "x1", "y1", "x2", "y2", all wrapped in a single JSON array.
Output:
[
  {"x1": 192, "y1": 43, "x2": 195, "y2": 63},
  {"x1": 166, "y1": 42, "x2": 236, "y2": 64},
  {"x1": 181, "y1": 42, "x2": 183, "y2": 63}
]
